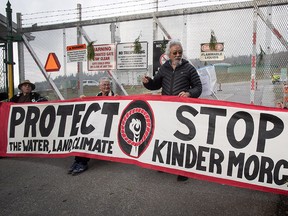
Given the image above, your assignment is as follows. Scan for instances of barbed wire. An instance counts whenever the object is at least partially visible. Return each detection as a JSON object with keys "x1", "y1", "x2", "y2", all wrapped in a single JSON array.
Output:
[
  {"x1": 22, "y1": 0, "x2": 166, "y2": 21},
  {"x1": 22, "y1": 0, "x2": 250, "y2": 26},
  {"x1": 22, "y1": 0, "x2": 158, "y2": 16},
  {"x1": 158, "y1": 0, "x2": 250, "y2": 11},
  {"x1": 23, "y1": 5, "x2": 157, "y2": 26}
]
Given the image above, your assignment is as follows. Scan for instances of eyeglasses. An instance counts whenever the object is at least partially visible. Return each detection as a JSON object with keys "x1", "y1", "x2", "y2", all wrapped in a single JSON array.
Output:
[
  {"x1": 171, "y1": 51, "x2": 183, "y2": 55},
  {"x1": 102, "y1": 84, "x2": 110, "y2": 86}
]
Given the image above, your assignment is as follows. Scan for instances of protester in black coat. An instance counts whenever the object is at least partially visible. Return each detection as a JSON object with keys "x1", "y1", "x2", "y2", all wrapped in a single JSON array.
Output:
[
  {"x1": 143, "y1": 40, "x2": 202, "y2": 98},
  {"x1": 142, "y1": 39, "x2": 202, "y2": 181}
]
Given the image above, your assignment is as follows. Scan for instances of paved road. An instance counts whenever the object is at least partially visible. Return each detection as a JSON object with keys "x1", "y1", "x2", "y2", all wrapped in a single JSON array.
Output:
[
  {"x1": 211, "y1": 79, "x2": 276, "y2": 107},
  {"x1": 0, "y1": 156, "x2": 283, "y2": 216}
]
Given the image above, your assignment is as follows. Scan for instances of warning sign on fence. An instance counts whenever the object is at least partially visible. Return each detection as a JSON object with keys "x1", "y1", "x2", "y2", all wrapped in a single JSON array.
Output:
[
  {"x1": 66, "y1": 44, "x2": 87, "y2": 63},
  {"x1": 200, "y1": 43, "x2": 224, "y2": 61},
  {"x1": 116, "y1": 42, "x2": 148, "y2": 70},
  {"x1": 88, "y1": 44, "x2": 116, "y2": 71}
]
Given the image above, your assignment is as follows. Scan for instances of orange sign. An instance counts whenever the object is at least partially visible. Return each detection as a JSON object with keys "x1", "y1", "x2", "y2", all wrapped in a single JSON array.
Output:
[{"x1": 45, "y1": 53, "x2": 61, "y2": 72}]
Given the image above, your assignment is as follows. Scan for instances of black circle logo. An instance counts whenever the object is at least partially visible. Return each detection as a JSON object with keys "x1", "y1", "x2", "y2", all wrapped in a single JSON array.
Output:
[{"x1": 118, "y1": 100, "x2": 154, "y2": 158}]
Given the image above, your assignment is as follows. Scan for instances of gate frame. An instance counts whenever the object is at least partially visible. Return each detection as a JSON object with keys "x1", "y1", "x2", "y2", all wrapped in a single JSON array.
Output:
[{"x1": 14, "y1": 0, "x2": 288, "y2": 100}]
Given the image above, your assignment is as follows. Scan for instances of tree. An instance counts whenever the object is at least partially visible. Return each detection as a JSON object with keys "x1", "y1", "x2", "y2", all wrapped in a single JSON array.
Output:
[
  {"x1": 209, "y1": 29, "x2": 217, "y2": 51},
  {"x1": 134, "y1": 32, "x2": 142, "y2": 54}
]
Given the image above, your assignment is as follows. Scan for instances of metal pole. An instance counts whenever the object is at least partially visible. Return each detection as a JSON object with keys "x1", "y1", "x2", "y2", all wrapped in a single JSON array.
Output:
[
  {"x1": 256, "y1": 6, "x2": 288, "y2": 50},
  {"x1": 110, "y1": 22, "x2": 117, "y2": 94},
  {"x1": 250, "y1": 1, "x2": 258, "y2": 105},
  {"x1": 152, "y1": 14, "x2": 172, "y2": 40},
  {"x1": 63, "y1": 28, "x2": 67, "y2": 99},
  {"x1": 77, "y1": 4, "x2": 83, "y2": 97},
  {"x1": 17, "y1": 12, "x2": 25, "y2": 83},
  {"x1": 264, "y1": 0, "x2": 272, "y2": 79},
  {"x1": 115, "y1": 22, "x2": 121, "y2": 43},
  {"x1": 182, "y1": 10, "x2": 187, "y2": 59},
  {"x1": 80, "y1": 27, "x2": 92, "y2": 44},
  {"x1": 6, "y1": 1, "x2": 14, "y2": 98},
  {"x1": 152, "y1": 1, "x2": 158, "y2": 78},
  {"x1": 153, "y1": 0, "x2": 159, "y2": 63}
]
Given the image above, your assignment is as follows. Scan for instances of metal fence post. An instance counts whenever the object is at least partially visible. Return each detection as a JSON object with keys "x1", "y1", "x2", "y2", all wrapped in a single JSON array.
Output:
[
  {"x1": 250, "y1": 1, "x2": 258, "y2": 105},
  {"x1": 77, "y1": 4, "x2": 84, "y2": 97}
]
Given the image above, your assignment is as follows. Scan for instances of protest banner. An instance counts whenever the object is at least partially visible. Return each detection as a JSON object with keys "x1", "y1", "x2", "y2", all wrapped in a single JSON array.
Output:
[{"x1": 0, "y1": 95, "x2": 287, "y2": 195}]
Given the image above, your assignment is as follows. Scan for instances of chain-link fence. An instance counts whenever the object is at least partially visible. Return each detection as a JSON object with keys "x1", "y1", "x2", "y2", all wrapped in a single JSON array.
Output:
[
  {"x1": 0, "y1": 44, "x2": 7, "y2": 96},
  {"x1": 16, "y1": 0, "x2": 287, "y2": 106}
]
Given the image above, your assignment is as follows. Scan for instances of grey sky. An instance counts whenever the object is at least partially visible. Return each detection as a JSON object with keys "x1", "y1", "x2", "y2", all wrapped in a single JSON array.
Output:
[{"x1": 1, "y1": 0, "x2": 250, "y2": 23}]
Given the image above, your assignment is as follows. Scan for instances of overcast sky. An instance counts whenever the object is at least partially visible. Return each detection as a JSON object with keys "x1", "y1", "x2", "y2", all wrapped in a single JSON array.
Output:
[{"x1": 1, "y1": 0, "x2": 250, "y2": 24}]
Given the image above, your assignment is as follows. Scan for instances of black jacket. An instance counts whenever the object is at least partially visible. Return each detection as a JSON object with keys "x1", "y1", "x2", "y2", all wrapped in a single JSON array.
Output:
[
  {"x1": 97, "y1": 91, "x2": 114, "y2": 96},
  {"x1": 10, "y1": 92, "x2": 47, "y2": 103},
  {"x1": 144, "y1": 59, "x2": 202, "y2": 98}
]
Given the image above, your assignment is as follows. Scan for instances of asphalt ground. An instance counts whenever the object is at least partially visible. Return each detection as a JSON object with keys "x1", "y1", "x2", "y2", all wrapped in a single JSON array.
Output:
[{"x1": 0, "y1": 156, "x2": 286, "y2": 216}]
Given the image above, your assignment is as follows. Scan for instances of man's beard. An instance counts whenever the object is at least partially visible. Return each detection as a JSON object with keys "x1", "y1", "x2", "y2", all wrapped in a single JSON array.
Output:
[{"x1": 173, "y1": 58, "x2": 182, "y2": 66}]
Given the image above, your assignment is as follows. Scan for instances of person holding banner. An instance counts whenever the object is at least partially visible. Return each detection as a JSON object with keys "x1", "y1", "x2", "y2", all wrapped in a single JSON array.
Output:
[
  {"x1": 276, "y1": 101, "x2": 284, "y2": 109},
  {"x1": 9, "y1": 80, "x2": 47, "y2": 103},
  {"x1": 142, "y1": 39, "x2": 202, "y2": 181},
  {"x1": 68, "y1": 77, "x2": 115, "y2": 175},
  {"x1": 5, "y1": 80, "x2": 47, "y2": 159},
  {"x1": 0, "y1": 92, "x2": 8, "y2": 102}
]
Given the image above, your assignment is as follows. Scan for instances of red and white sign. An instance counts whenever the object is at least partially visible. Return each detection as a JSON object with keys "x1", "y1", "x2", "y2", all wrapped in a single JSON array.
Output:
[
  {"x1": 1, "y1": 96, "x2": 288, "y2": 195},
  {"x1": 88, "y1": 44, "x2": 116, "y2": 71},
  {"x1": 66, "y1": 44, "x2": 87, "y2": 63},
  {"x1": 159, "y1": 54, "x2": 169, "y2": 65},
  {"x1": 200, "y1": 42, "x2": 225, "y2": 61}
]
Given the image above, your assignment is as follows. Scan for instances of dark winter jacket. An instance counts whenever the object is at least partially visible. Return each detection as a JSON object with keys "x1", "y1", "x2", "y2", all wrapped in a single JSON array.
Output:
[
  {"x1": 97, "y1": 91, "x2": 114, "y2": 96},
  {"x1": 10, "y1": 92, "x2": 47, "y2": 103},
  {"x1": 144, "y1": 59, "x2": 202, "y2": 98}
]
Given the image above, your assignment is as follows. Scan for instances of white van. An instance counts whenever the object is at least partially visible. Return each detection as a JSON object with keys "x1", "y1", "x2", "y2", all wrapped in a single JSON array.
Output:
[{"x1": 83, "y1": 80, "x2": 99, "y2": 86}]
